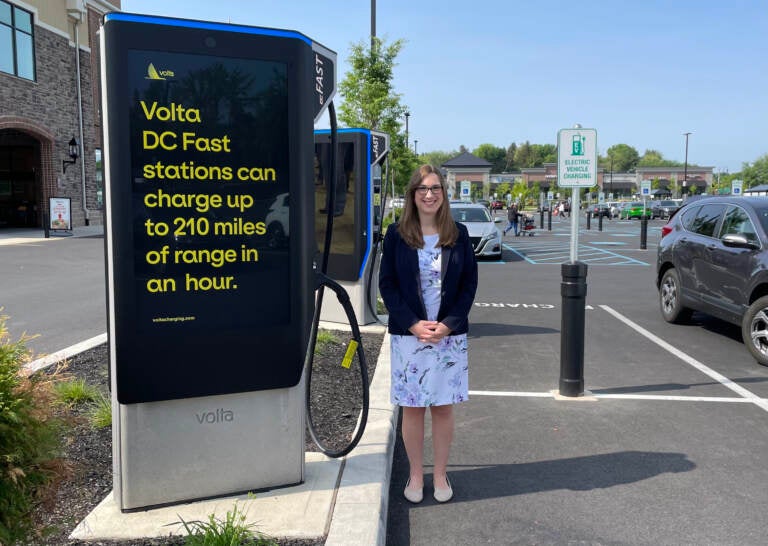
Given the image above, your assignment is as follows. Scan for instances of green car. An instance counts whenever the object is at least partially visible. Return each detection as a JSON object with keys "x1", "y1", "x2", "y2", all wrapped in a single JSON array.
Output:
[{"x1": 620, "y1": 202, "x2": 652, "y2": 219}]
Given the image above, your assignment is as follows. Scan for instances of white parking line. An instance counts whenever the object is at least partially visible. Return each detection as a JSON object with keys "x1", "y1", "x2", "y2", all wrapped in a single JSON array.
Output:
[
  {"x1": 468, "y1": 390, "x2": 752, "y2": 403},
  {"x1": 600, "y1": 305, "x2": 768, "y2": 413}
]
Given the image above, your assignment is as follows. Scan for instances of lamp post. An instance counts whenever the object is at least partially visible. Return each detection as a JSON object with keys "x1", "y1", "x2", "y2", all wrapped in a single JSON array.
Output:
[
  {"x1": 370, "y1": 0, "x2": 376, "y2": 51},
  {"x1": 683, "y1": 132, "x2": 691, "y2": 198},
  {"x1": 404, "y1": 111, "x2": 410, "y2": 149},
  {"x1": 414, "y1": 139, "x2": 418, "y2": 155},
  {"x1": 609, "y1": 158, "x2": 613, "y2": 199}
]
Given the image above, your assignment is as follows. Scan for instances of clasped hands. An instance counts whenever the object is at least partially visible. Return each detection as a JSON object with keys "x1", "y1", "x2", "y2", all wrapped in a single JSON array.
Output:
[{"x1": 409, "y1": 320, "x2": 451, "y2": 344}]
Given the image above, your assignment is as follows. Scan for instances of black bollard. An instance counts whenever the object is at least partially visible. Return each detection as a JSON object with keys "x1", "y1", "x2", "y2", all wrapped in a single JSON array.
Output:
[
  {"x1": 598, "y1": 212, "x2": 603, "y2": 232},
  {"x1": 547, "y1": 208, "x2": 552, "y2": 231},
  {"x1": 540, "y1": 209, "x2": 545, "y2": 229},
  {"x1": 43, "y1": 208, "x2": 50, "y2": 238},
  {"x1": 586, "y1": 211, "x2": 591, "y2": 230},
  {"x1": 560, "y1": 262, "x2": 588, "y2": 397},
  {"x1": 640, "y1": 216, "x2": 648, "y2": 249}
]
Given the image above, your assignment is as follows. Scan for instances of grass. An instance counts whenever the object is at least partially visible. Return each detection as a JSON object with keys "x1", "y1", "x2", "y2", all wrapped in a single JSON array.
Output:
[
  {"x1": 87, "y1": 391, "x2": 112, "y2": 429},
  {"x1": 177, "y1": 501, "x2": 277, "y2": 545},
  {"x1": 314, "y1": 329, "x2": 339, "y2": 354},
  {"x1": 54, "y1": 377, "x2": 100, "y2": 406}
]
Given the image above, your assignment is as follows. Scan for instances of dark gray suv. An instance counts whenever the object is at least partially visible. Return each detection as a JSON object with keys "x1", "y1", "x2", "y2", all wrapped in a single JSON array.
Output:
[{"x1": 656, "y1": 196, "x2": 768, "y2": 366}]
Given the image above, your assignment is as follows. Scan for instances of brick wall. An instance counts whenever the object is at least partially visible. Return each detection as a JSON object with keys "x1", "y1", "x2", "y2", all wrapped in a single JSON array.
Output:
[{"x1": 0, "y1": 23, "x2": 102, "y2": 227}]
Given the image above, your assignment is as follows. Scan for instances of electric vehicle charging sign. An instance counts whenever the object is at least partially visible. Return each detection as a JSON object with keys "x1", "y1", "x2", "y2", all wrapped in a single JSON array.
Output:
[
  {"x1": 557, "y1": 128, "x2": 597, "y2": 188},
  {"x1": 732, "y1": 179, "x2": 743, "y2": 195},
  {"x1": 102, "y1": 13, "x2": 330, "y2": 403},
  {"x1": 641, "y1": 180, "x2": 651, "y2": 196}
]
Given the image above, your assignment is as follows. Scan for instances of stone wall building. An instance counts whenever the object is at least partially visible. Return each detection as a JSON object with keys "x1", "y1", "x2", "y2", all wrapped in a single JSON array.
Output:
[
  {"x1": 0, "y1": 0, "x2": 120, "y2": 229},
  {"x1": 441, "y1": 151, "x2": 492, "y2": 200}
]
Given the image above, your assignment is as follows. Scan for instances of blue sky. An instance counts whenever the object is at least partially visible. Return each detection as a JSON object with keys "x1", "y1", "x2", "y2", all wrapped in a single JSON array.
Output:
[{"x1": 121, "y1": 0, "x2": 767, "y2": 173}]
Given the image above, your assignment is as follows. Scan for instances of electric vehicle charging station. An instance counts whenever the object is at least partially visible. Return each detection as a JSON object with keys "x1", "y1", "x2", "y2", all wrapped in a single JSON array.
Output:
[
  {"x1": 314, "y1": 128, "x2": 389, "y2": 326},
  {"x1": 100, "y1": 12, "x2": 335, "y2": 511}
]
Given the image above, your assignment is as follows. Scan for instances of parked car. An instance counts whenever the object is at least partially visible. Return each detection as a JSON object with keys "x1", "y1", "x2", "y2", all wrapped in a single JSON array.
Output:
[
  {"x1": 587, "y1": 203, "x2": 612, "y2": 218},
  {"x1": 656, "y1": 196, "x2": 768, "y2": 366},
  {"x1": 606, "y1": 201, "x2": 621, "y2": 218},
  {"x1": 651, "y1": 200, "x2": 681, "y2": 219},
  {"x1": 620, "y1": 202, "x2": 652, "y2": 219},
  {"x1": 490, "y1": 200, "x2": 505, "y2": 211},
  {"x1": 449, "y1": 202, "x2": 502, "y2": 259}
]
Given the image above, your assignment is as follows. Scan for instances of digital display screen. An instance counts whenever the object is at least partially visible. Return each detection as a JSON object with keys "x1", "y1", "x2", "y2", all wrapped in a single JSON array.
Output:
[
  {"x1": 314, "y1": 131, "x2": 369, "y2": 281},
  {"x1": 127, "y1": 49, "x2": 290, "y2": 331}
]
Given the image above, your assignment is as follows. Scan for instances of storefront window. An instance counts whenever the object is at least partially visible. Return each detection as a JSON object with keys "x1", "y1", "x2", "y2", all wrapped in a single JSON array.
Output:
[{"x1": 0, "y1": 1, "x2": 35, "y2": 81}]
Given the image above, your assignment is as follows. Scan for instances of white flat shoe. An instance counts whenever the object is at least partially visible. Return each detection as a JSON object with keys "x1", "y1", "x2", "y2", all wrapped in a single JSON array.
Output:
[
  {"x1": 404, "y1": 479, "x2": 423, "y2": 503},
  {"x1": 433, "y1": 476, "x2": 453, "y2": 503}
]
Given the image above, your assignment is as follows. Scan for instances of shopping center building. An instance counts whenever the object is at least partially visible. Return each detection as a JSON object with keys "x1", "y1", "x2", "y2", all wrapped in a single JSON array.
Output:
[{"x1": 0, "y1": 0, "x2": 119, "y2": 229}]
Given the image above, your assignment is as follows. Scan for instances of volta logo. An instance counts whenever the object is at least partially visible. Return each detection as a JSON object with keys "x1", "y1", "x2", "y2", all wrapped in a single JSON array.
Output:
[
  {"x1": 146, "y1": 63, "x2": 175, "y2": 80},
  {"x1": 195, "y1": 408, "x2": 234, "y2": 424}
]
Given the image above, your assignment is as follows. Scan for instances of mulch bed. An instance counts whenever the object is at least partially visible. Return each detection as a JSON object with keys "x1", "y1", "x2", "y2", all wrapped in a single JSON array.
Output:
[{"x1": 30, "y1": 328, "x2": 383, "y2": 546}]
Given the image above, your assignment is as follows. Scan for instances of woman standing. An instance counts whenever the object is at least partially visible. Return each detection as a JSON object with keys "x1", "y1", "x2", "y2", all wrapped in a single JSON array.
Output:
[{"x1": 379, "y1": 165, "x2": 478, "y2": 503}]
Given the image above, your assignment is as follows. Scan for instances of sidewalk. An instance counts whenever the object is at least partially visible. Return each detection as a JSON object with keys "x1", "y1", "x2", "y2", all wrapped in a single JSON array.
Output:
[{"x1": 0, "y1": 224, "x2": 105, "y2": 245}]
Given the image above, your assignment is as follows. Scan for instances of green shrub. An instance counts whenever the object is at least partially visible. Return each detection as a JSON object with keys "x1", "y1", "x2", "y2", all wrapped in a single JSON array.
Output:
[
  {"x1": 0, "y1": 314, "x2": 63, "y2": 544},
  {"x1": 177, "y1": 501, "x2": 277, "y2": 545}
]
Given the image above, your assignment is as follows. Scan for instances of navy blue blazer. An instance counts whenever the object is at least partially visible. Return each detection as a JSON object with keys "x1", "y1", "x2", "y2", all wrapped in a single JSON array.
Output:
[{"x1": 379, "y1": 222, "x2": 478, "y2": 336}]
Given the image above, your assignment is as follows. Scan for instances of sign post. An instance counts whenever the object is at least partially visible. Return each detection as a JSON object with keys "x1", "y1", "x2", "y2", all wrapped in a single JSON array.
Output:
[
  {"x1": 556, "y1": 126, "x2": 597, "y2": 398},
  {"x1": 557, "y1": 127, "x2": 597, "y2": 261},
  {"x1": 732, "y1": 179, "x2": 743, "y2": 196}
]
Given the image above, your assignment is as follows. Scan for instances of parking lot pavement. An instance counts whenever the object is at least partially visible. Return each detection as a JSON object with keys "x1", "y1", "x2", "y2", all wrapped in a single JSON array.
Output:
[{"x1": 386, "y1": 242, "x2": 768, "y2": 545}]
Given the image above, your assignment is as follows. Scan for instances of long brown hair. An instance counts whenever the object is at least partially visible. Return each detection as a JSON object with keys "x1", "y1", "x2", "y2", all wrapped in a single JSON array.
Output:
[{"x1": 397, "y1": 165, "x2": 458, "y2": 249}]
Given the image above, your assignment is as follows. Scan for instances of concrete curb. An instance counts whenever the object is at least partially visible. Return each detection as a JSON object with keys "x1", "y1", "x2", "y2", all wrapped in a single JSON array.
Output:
[
  {"x1": 325, "y1": 332, "x2": 396, "y2": 546},
  {"x1": 24, "y1": 333, "x2": 107, "y2": 373}
]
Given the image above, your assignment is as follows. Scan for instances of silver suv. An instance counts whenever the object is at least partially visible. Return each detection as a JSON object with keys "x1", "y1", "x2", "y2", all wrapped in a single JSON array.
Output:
[{"x1": 656, "y1": 196, "x2": 768, "y2": 366}]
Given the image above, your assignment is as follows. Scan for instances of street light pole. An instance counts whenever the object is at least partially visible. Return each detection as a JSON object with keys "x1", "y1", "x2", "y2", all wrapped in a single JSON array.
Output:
[
  {"x1": 414, "y1": 139, "x2": 418, "y2": 155},
  {"x1": 683, "y1": 132, "x2": 691, "y2": 198},
  {"x1": 609, "y1": 158, "x2": 613, "y2": 199},
  {"x1": 370, "y1": 0, "x2": 376, "y2": 51},
  {"x1": 405, "y1": 111, "x2": 410, "y2": 149}
]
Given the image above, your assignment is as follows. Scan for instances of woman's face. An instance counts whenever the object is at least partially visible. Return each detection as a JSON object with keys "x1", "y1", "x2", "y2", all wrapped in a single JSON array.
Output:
[{"x1": 413, "y1": 172, "x2": 444, "y2": 218}]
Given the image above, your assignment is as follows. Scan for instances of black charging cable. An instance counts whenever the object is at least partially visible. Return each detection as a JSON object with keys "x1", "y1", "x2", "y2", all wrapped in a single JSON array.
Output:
[{"x1": 304, "y1": 101, "x2": 370, "y2": 458}]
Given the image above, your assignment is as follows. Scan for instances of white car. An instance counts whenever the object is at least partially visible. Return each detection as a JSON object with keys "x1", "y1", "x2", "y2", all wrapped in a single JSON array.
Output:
[
  {"x1": 449, "y1": 202, "x2": 502, "y2": 259},
  {"x1": 265, "y1": 192, "x2": 289, "y2": 248}
]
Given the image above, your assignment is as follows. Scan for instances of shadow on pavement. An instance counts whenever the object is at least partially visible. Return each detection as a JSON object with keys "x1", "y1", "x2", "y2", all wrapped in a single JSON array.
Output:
[
  {"x1": 469, "y1": 322, "x2": 558, "y2": 338},
  {"x1": 387, "y1": 416, "x2": 695, "y2": 544}
]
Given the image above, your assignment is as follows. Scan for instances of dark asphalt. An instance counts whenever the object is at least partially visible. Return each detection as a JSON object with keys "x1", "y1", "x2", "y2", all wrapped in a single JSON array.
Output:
[{"x1": 386, "y1": 214, "x2": 768, "y2": 546}]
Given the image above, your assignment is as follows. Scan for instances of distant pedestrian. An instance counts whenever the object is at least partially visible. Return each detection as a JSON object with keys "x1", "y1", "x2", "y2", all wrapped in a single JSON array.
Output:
[
  {"x1": 558, "y1": 201, "x2": 565, "y2": 219},
  {"x1": 503, "y1": 203, "x2": 519, "y2": 236},
  {"x1": 379, "y1": 164, "x2": 478, "y2": 505}
]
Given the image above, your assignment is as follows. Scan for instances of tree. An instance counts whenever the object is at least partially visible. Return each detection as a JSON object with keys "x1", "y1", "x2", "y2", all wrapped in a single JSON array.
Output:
[
  {"x1": 742, "y1": 153, "x2": 768, "y2": 188},
  {"x1": 337, "y1": 37, "x2": 414, "y2": 194},
  {"x1": 473, "y1": 143, "x2": 506, "y2": 173},
  {"x1": 419, "y1": 150, "x2": 454, "y2": 171},
  {"x1": 512, "y1": 179, "x2": 530, "y2": 204},
  {"x1": 514, "y1": 141, "x2": 535, "y2": 167},
  {"x1": 495, "y1": 182, "x2": 511, "y2": 200},
  {"x1": 534, "y1": 144, "x2": 557, "y2": 164},
  {"x1": 504, "y1": 143, "x2": 518, "y2": 171},
  {"x1": 606, "y1": 144, "x2": 640, "y2": 172}
]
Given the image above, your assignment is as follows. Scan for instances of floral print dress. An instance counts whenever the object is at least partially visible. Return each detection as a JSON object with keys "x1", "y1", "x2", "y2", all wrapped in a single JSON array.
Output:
[{"x1": 390, "y1": 234, "x2": 469, "y2": 407}]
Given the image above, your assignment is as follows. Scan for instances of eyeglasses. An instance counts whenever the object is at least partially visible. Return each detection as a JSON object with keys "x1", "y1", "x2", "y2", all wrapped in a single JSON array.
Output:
[{"x1": 416, "y1": 184, "x2": 443, "y2": 195}]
